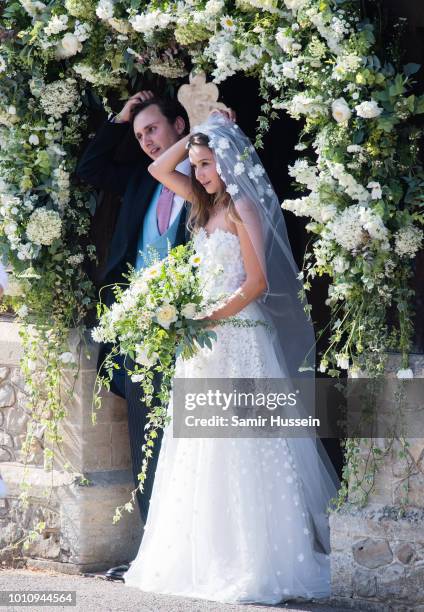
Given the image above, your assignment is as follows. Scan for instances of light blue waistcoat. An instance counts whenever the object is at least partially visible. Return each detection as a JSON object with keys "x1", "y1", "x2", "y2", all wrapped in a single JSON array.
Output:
[{"x1": 135, "y1": 184, "x2": 183, "y2": 271}]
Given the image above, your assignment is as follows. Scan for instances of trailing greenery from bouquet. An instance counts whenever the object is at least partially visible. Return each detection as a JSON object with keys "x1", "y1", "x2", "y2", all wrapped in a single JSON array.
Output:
[
  {"x1": 92, "y1": 242, "x2": 264, "y2": 520},
  {"x1": 0, "y1": 0, "x2": 423, "y2": 519}
]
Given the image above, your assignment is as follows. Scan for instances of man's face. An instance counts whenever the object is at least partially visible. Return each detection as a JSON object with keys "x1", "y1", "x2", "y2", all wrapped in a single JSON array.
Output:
[{"x1": 133, "y1": 104, "x2": 185, "y2": 160}]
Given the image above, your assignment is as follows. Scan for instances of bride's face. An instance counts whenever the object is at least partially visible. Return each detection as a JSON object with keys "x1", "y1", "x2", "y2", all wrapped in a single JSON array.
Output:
[{"x1": 189, "y1": 145, "x2": 225, "y2": 195}]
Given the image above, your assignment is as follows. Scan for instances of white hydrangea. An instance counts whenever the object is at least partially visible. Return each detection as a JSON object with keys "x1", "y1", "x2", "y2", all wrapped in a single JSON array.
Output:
[
  {"x1": 96, "y1": 0, "x2": 114, "y2": 20},
  {"x1": 26, "y1": 208, "x2": 62, "y2": 246},
  {"x1": 19, "y1": 0, "x2": 47, "y2": 18},
  {"x1": 204, "y1": 0, "x2": 225, "y2": 14},
  {"x1": 282, "y1": 93, "x2": 327, "y2": 119},
  {"x1": 44, "y1": 14, "x2": 68, "y2": 36},
  {"x1": 130, "y1": 10, "x2": 173, "y2": 37},
  {"x1": 288, "y1": 159, "x2": 319, "y2": 191},
  {"x1": 0, "y1": 56, "x2": 7, "y2": 73},
  {"x1": 328, "y1": 205, "x2": 389, "y2": 251},
  {"x1": 74, "y1": 21, "x2": 92, "y2": 42},
  {"x1": 308, "y1": 10, "x2": 343, "y2": 54},
  {"x1": 282, "y1": 192, "x2": 337, "y2": 224},
  {"x1": 327, "y1": 162, "x2": 370, "y2": 204},
  {"x1": 355, "y1": 100, "x2": 383, "y2": 119},
  {"x1": 332, "y1": 54, "x2": 362, "y2": 80},
  {"x1": 281, "y1": 57, "x2": 302, "y2": 80},
  {"x1": 206, "y1": 33, "x2": 239, "y2": 83},
  {"x1": 39, "y1": 79, "x2": 79, "y2": 118},
  {"x1": 276, "y1": 30, "x2": 299, "y2": 53},
  {"x1": 394, "y1": 225, "x2": 423, "y2": 258},
  {"x1": 73, "y1": 63, "x2": 122, "y2": 87}
]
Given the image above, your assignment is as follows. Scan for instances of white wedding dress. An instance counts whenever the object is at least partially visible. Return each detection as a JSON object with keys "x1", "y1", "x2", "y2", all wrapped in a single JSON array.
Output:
[{"x1": 124, "y1": 227, "x2": 334, "y2": 604}]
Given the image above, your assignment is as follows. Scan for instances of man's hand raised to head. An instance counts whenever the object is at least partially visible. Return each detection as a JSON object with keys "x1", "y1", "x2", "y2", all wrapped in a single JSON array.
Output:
[{"x1": 115, "y1": 90, "x2": 155, "y2": 124}]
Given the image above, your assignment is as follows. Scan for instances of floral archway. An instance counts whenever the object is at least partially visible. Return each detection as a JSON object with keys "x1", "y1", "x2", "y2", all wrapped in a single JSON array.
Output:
[{"x1": 1, "y1": 0, "x2": 423, "y2": 508}]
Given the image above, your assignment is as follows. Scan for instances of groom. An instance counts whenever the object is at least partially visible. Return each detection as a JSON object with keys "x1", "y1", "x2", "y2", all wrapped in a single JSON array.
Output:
[{"x1": 76, "y1": 91, "x2": 190, "y2": 579}]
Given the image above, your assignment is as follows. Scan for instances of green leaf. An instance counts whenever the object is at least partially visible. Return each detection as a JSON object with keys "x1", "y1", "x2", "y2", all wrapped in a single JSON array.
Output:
[{"x1": 403, "y1": 63, "x2": 421, "y2": 77}]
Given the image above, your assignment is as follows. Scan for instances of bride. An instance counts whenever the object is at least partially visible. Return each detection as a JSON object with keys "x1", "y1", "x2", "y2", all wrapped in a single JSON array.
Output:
[{"x1": 123, "y1": 110, "x2": 339, "y2": 604}]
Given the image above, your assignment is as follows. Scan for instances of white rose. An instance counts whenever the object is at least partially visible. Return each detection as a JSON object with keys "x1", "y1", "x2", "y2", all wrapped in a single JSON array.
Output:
[
  {"x1": 8, "y1": 105, "x2": 16, "y2": 115},
  {"x1": 355, "y1": 100, "x2": 383, "y2": 119},
  {"x1": 181, "y1": 303, "x2": 197, "y2": 319},
  {"x1": 155, "y1": 303, "x2": 178, "y2": 329},
  {"x1": 29, "y1": 134, "x2": 39, "y2": 146},
  {"x1": 331, "y1": 98, "x2": 351, "y2": 123},
  {"x1": 56, "y1": 33, "x2": 82, "y2": 59},
  {"x1": 62, "y1": 32, "x2": 82, "y2": 54}
]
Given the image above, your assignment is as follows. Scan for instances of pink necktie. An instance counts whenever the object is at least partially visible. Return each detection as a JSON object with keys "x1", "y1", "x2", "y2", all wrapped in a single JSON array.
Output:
[{"x1": 156, "y1": 186, "x2": 174, "y2": 235}]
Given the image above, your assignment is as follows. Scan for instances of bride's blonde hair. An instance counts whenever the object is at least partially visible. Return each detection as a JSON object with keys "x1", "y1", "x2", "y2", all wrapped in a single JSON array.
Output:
[{"x1": 186, "y1": 132, "x2": 241, "y2": 233}]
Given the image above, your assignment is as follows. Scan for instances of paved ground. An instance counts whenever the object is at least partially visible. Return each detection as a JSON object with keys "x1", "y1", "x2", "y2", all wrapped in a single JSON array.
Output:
[{"x1": 0, "y1": 568, "x2": 354, "y2": 612}]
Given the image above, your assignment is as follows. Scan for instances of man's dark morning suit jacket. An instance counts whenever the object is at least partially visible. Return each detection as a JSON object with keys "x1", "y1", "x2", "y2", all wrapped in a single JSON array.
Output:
[{"x1": 76, "y1": 119, "x2": 188, "y2": 523}]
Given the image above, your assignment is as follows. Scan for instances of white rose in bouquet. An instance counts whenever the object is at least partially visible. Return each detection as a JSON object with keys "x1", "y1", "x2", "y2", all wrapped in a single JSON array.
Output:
[
  {"x1": 355, "y1": 100, "x2": 383, "y2": 119},
  {"x1": 155, "y1": 303, "x2": 178, "y2": 329},
  {"x1": 331, "y1": 98, "x2": 351, "y2": 123},
  {"x1": 181, "y1": 303, "x2": 197, "y2": 319}
]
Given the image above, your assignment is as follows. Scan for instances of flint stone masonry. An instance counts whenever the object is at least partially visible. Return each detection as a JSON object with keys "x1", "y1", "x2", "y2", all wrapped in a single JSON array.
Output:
[
  {"x1": 330, "y1": 353, "x2": 424, "y2": 610},
  {"x1": 0, "y1": 319, "x2": 142, "y2": 572}
]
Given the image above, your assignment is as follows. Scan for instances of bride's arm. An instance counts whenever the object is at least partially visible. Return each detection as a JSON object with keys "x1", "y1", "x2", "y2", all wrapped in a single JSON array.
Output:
[
  {"x1": 148, "y1": 135, "x2": 193, "y2": 201},
  {"x1": 205, "y1": 218, "x2": 267, "y2": 320}
]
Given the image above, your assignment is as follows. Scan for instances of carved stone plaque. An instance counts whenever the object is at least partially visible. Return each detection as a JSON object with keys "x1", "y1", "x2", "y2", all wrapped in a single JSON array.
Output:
[{"x1": 178, "y1": 72, "x2": 229, "y2": 129}]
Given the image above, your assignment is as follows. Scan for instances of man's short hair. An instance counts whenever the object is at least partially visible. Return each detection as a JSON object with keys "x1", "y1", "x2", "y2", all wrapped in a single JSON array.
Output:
[{"x1": 131, "y1": 97, "x2": 190, "y2": 135}]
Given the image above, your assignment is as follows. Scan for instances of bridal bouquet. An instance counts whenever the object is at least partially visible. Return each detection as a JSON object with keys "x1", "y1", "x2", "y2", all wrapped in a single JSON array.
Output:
[
  {"x1": 91, "y1": 241, "x2": 257, "y2": 517},
  {"x1": 92, "y1": 241, "x2": 220, "y2": 416}
]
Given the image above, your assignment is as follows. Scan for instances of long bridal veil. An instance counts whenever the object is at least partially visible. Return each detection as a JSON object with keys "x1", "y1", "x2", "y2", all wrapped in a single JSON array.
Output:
[{"x1": 191, "y1": 113, "x2": 340, "y2": 554}]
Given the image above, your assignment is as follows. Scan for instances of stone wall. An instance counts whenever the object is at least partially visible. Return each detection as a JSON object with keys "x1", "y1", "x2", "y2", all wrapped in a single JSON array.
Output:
[
  {"x1": 330, "y1": 354, "x2": 424, "y2": 611},
  {"x1": 0, "y1": 318, "x2": 142, "y2": 572}
]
